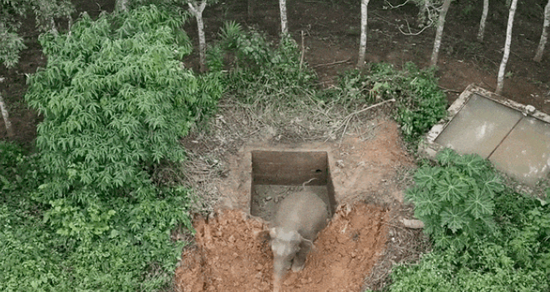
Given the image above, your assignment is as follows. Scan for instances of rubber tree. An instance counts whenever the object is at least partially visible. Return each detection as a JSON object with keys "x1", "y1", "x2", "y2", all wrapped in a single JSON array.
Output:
[
  {"x1": 116, "y1": 0, "x2": 130, "y2": 11},
  {"x1": 415, "y1": 0, "x2": 433, "y2": 28},
  {"x1": 33, "y1": 0, "x2": 74, "y2": 35},
  {"x1": 534, "y1": 0, "x2": 550, "y2": 62},
  {"x1": 496, "y1": 0, "x2": 518, "y2": 95},
  {"x1": 0, "y1": 77, "x2": 14, "y2": 137},
  {"x1": 187, "y1": 0, "x2": 214, "y2": 72},
  {"x1": 248, "y1": 0, "x2": 254, "y2": 20},
  {"x1": 279, "y1": 0, "x2": 288, "y2": 35},
  {"x1": 357, "y1": 0, "x2": 370, "y2": 67},
  {"x1": 0, "y1": 0, "x2": 73, "y2": 137},
  {"x1": 478, "y1": 0, "x2": 489, "y2": 41},
  {"x1": 430, "y1": 0, "x2": 452, "y2": 67}
]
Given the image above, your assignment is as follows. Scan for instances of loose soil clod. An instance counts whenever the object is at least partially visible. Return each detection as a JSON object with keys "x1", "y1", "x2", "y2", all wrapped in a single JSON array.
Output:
[{"x1": 175, "y1": 203, "x2": 388, "y2": 292}]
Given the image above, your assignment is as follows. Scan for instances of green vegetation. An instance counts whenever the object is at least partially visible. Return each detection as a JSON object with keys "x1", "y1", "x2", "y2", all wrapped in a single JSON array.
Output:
[
  {"x1": 208, "y1": 21, "x2": 317, "y2": 102},
  {"x1": 318, "y1": 62, "x2": 447, "y2": 146},
  {"x1": 1, "y1": 0, "x2": 74, "y2": 68},
  {"x1": 1, "y1": 5, "x2": 222, "y2": 291},
  {"x1": 386, "y1": 149, "x2": 550, "y2": 292}
]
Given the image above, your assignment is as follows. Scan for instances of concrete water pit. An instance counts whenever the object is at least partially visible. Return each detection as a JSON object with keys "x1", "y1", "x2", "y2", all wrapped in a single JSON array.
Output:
[
  {"x1": 420, "y1": 84, "x2": 550, "y2": 186},
  {"x1": 250, "y1": 150, "x2": 337, "y2": 222}
]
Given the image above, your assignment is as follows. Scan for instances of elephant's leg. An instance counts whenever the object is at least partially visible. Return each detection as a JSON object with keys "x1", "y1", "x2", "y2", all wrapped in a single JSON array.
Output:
[{"x1": 291, "y1": 241, "x2": 311, "y2": 272}]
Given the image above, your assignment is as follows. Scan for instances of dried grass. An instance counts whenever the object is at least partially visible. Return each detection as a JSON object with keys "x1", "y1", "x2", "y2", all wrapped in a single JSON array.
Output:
[{"x1": 179, "y1": 94, "x2": 395, "y2": 213}]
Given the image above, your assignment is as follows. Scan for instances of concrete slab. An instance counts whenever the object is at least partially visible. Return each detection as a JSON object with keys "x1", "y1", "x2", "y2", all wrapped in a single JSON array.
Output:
[
  {"x1": 434, "y1": 94, "x2": 523, "y2": 158},
  {"x1": 420, "y1": 84, "x2": 550, "y2": 186},
  {"x1": 489, "y1": 116, "x2": 550, "y2": 185}
]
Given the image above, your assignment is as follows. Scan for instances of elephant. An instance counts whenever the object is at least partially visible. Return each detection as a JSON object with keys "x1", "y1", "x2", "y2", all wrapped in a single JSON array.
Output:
[{"x1": 269, "y1": 190, "x2": 329, "y2": 291}]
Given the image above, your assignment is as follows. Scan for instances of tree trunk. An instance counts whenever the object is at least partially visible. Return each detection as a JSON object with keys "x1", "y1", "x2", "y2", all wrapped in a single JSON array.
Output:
[
  {"x1": 248, "y1": 0, "x2": 254, "y2": 20},
  {"x1": 116, "y1": 0, "x2": 129, "y2": 11},
  {"x1": 417, "y1": 0, "x2": 431, "y2": 27},
  {"x1": 534, "y1": 0, "x2": 550, "y2": 62},
  {"x1": 478, "y1": 0, "x2": 489, "y2": 41},
  {"x1": 357, "y1": 0, "x2": 370, "y2": 67},
  {"x1": 279, "y1": 0, "x2": 288, "y2": 35},
  {"x1": 496, "y1": 0, "x2": 518, "y2": 95},
  {"x1": 188, "y1": 1, "x2": 208, "y2": 72},
  {"x1": 0, "y1": 92, "x2": 14, "y2": 137},
  {"x1": 430, "y1": 0, "x2": 452, "y2": 67},
  {"x1": 50, "y1": 18, "x2": 59, "y2": 36}
]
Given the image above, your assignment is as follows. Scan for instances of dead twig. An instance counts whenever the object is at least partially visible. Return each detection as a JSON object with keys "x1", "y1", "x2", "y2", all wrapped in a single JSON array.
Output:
[
  {"x1": 300, "y1": 30, "x2": 305, "y2": 71},
  {"x1": 438, "y1": 86, "x2": 461, "y2": 94},
  {"x1": 338, "y1": 99, "x2": 396, "y2": 146},
  {"x1": 313, "y1": 58, "x2": 351, "y2": 68}
]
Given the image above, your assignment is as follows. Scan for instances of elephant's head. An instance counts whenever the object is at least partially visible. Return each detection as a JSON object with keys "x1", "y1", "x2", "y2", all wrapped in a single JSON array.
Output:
[{"x1": 269, "y1": 227, "x2": 302, "y2": 275}]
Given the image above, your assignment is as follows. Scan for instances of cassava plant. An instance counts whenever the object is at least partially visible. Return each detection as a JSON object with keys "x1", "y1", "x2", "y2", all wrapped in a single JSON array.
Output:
[
  {"x1": 26, "y1": 5, "x2": 222, "y2": 203},
  {"x1": 406, "y1": 148, "x2": 503, "y2": 246},
  {"x1": 387, "y1": 150, "x2": 550, "y2": 291}
]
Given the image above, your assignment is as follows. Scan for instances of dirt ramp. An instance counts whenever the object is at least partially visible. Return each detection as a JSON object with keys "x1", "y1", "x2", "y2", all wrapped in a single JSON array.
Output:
[
  {"x1": 176, "y1": 210, "x2": 273, "y2": 292},
  {"x1": 293, "y1": 204, "x2": 388, "y2": 292},
  {"x1": 175, "y1": 203, "x2": 388, "y2": 292}
]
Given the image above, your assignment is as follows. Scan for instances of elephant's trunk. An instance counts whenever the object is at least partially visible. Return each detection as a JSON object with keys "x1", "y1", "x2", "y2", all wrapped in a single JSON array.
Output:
[
  {"x1": 273, "y1": 273, "x2": 282, "y2": 292},
  {"x1": 273, "y1": 259, "x2": 288, "y2": 292}
]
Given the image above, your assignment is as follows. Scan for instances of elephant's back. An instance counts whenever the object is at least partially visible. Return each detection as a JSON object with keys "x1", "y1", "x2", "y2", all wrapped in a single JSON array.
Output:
[{"x1": 274, "y1": 191, "x2": 329, "y2": 236}]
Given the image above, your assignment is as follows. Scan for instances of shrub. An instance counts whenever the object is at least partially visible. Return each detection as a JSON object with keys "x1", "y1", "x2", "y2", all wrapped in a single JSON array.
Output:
[
  {"x1": 316, "y1": 63, "x2": 447, "y2": 147},
  {"x1": 208, "y1": 22, "x2": 317, "y2": 102},
  {"x1": 389, "y1": 150, "x2": 550, "y2": 292},
  {"x1": 25, "y1": 5, "x2": 222, "y2": 203},
  {"x1": 405, "y1": 148, "x2": 502, "y2": 247}
]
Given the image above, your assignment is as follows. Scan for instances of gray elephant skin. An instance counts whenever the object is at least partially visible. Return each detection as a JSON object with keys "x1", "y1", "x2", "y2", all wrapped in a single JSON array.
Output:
[{"x1": 269, "y1": 190, "x2": 329, "y2": 291}]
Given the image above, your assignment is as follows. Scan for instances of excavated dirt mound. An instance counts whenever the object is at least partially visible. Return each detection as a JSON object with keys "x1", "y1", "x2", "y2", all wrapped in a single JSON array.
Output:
[{"x1": 175, "y1": 203, "x2": 388, "y2": 292}]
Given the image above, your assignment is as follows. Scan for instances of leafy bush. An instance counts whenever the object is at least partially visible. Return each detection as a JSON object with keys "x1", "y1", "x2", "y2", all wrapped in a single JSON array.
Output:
[
  {"x1": 389, "y1": 247, "x2": 548, "y2": 292},
  {"x1": 26, "y1": 5, "x2": 222, "y2": 202},
  {"x1": 388, "y1": 150, "x2": 550, "y2": 292},
  {"x1": 394, "y1": 63, "x2": 447, "y2": 146},
  {"x1": 208, "y1": 21, "x2": 317, "y2": 102},
  {"x1": 316, "y1": 63, "x2": 447, "y2": 146},
  {"x1": 0, "y1": 6, "x2": 222, "y2": 291},
  {"x1": 405, "y1": 148, "x2": 502, "y2": 246}
]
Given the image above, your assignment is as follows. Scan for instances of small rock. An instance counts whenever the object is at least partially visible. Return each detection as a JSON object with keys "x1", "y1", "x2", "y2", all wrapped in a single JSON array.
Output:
[
  {"x1": 265, "y1": 196, "x2": 272, "y2": 201},
  {"x1": 255, "y1": 264, "x2": 263, "y2": 271}
]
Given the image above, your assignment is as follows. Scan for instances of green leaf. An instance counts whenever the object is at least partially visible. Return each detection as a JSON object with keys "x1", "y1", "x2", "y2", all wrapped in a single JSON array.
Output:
[
  {"x1": 441, "y1": 207, "x2": 467, "y2": 233},
  {"x1": 406, "y1": 186, "x2": 442, "y2": 217},
  {"x1": 436, "y1": 148, "x2": 459, "y2": 167},
  {"x1": 435, "y1": 172, "x2": 469, "y2": 205},
  {"x1": 465, "y1": 186, "x2": 495, "y2": 219},
  {"x1": 479, "y1": 171, "x2": 504, "y2": 196},
  {"x1": 413, "y1": 166, "x2": 441, "y2": 189}
]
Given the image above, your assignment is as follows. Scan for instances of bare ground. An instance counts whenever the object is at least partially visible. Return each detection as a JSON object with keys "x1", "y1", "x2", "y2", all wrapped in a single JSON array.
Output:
[{"x1": 176, "y1": 111, "x2": 428, "y2": 291}]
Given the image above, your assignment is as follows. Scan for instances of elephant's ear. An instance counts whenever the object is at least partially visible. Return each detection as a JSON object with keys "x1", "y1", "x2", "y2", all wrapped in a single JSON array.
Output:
[{"x1": 269, "y1": 228, "x2": 278, "y2": 238}]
